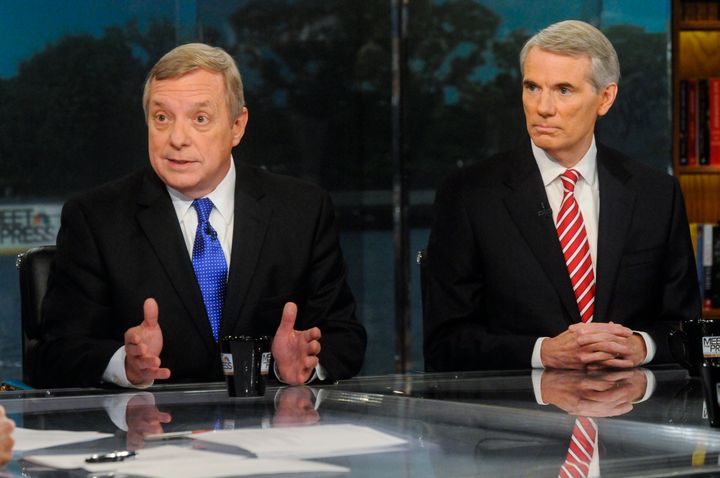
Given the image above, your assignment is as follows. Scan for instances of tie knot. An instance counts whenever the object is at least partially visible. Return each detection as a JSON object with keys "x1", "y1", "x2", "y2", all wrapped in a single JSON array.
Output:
[
  {"x1": 561, "y1": 169, "x2": 580, "y2": 193},
  {"x1": 192, "y1": 198, "x2": 214, "y2": 224}
]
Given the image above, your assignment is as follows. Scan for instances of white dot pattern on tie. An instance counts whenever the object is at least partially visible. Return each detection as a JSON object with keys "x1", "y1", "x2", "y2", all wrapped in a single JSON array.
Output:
[{"x1": 191, "y1": 197, "x2": 228, "y2": 342}]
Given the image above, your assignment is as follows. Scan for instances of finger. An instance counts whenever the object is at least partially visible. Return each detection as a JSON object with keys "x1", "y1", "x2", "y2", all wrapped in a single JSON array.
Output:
[
  {"x1": 153, "y1": 367, "x2": 171, "y2": 380},
  {"x1": 304, "y1": 355, "x2": 319, "y2": 370},
  {"x1": 276, "y1": 302, "x2": 298, "y2": 335},
  {"x1": 303, "y1": 327, "x2": 321, "y2": 341},
  {"x1": 134, "y1": 355, "x2": 163, "y2": 370},
  {"x1": 143, "y1": 298, "x2": 160, "y2": 329},
  {"x1": 125, "y1": 342, "x2": 149, "y2": 358},
  {"x1": 573, "y1": 322, "x2": 633, "y2": 337},
  {"x1": 157, "y1": 412, "x2": 173, "y2": 424},
  {"x1": 598, "y1": 357, "x2": 636, "y2": 369},
  {"x1": 305, "y1": 340, "x2": 321, "y2": 356},
  {"x1": 125, "y1": 330, "x2": 142, "y2": 346}
]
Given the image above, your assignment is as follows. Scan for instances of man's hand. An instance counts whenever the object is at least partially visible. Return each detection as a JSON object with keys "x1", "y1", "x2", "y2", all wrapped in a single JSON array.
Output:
[
  {"x1": 541, "y1": 369, "x2": 648, "y2": 417},
  {"x1": 125, "y1": 393, "x2": 172, "y2": 450},
  {"x1": 0, "y1": 406, "x2": 14, "y2": 465},
  {"x1": 541, "y1": 322, "x2": 643, "y2": 369},
  {"x1": 124, "y1": 298, "x2": 171, "y2": 385},
  {"x1": 271, "y1": 302, "x2": 322, "y2": 385}
]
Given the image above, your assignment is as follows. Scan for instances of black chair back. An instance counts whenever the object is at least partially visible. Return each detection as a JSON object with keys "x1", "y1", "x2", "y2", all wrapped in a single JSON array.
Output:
[{"x1": 16, "y1": 245, "x2": 56, "y2": 385}]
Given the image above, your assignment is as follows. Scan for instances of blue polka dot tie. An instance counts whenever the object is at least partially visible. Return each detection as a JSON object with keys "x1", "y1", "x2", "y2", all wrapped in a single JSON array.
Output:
[{"x1": 191, "y1": 198, "x2": 227, "y2": 342}]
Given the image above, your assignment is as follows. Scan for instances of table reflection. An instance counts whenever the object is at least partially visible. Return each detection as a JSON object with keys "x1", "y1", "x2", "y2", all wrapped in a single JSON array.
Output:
[{"x1": 5, "y1": 368, "x2": 720, "y2": 477}]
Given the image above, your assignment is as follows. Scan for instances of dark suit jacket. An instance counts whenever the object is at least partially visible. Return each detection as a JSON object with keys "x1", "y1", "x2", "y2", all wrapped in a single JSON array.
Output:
[
  {"x1": 424, "y1": 141, "x2": 701, "y2": 371},
  {"x1": 34, "y1": 160, "x2": 366, "y2": 388}
]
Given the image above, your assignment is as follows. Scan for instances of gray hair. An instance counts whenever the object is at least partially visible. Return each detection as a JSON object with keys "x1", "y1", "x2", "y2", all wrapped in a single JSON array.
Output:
[
  {"x1": 142, "y1": 43, "x2": 245, "y2": 121},
  {"x1": 519, "y1": 20, "x2": 620, "y2": 91}
]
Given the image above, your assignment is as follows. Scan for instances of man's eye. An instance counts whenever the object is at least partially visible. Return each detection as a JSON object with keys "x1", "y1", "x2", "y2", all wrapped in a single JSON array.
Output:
[
  {"x1": 196, "y1": 115, "x2": 209, "y2": 124},
  {"x1": 559, "y1": 87, "x2": 571, "y2": 95},
  {"x1": 155, "y1": 113, "x2": 167, "y2": 122}
]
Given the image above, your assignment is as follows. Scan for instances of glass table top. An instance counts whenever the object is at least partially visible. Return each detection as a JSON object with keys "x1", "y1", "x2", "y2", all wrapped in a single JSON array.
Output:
[{"x1": 1, "y1": 366, "x2": 719, "y2": 477}]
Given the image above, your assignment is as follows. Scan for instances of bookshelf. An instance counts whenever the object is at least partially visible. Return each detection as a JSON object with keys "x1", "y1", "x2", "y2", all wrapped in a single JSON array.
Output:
[{"x1": 672, "y1": 0, "x2": 720, "y2": 317}]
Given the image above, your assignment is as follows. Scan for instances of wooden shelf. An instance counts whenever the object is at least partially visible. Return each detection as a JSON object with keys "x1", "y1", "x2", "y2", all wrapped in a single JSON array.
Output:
[
  {"x1": 703, "y1": 308, "x2": 720, "y2": 318},
  {"x1": 678, "y1": 20, "x2": 720, "y2": 30},
  {"x1": 672, "y1": 1, "x2": 720, "y2": 225},
  {"x1": 676, "y1": 166, "x2": 720, "y2": 174}
]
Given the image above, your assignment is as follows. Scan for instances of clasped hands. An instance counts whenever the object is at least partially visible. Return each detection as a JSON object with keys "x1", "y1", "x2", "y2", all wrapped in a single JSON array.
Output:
[
  {"x1": 541, "y1": 321, "x2": 647, "y2": 370},
  {"x1": 124, "y1": 299, "x2": 321, "y2": 386}
]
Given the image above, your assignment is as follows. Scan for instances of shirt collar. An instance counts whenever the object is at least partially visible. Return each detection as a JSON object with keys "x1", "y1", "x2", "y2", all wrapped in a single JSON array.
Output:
[
  {"x1": 531, "y1": 137, "x2": 597, "y2": 187},
  {"x1": 167, "y1": 158, "x2": 236, "y2": 225}
]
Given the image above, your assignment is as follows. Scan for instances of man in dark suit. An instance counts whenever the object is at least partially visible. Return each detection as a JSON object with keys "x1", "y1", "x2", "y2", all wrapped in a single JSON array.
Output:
[
  {"x1": 34, "y1": 43, "x2": 366, "y2": 388},
  {"x1": 424, "y1": 20, "x2": 700, "y2": 371}
]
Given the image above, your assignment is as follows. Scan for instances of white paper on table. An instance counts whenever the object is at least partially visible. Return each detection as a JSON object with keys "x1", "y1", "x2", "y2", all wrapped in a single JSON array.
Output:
[
  {"x1": 194, "y1": 423, "x2": 407, "y2": 459},
  {"x1": 13, "y1": 427, "x2": 114, "y2": 452},
  {"x1": 24, "y1": 445, "x2": 348, "y2": 477}
]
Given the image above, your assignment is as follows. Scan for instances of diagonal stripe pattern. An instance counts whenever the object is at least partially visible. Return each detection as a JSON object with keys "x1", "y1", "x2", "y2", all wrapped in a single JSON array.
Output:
[
  {"x1": 559, "y1": 416, "x2": 598, "y2": 478},
  {"x1": 555, "y1": 169, "x2": 595, "y2": 323}
]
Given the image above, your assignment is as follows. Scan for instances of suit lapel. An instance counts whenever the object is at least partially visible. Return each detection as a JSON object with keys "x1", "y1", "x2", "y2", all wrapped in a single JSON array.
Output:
[
  {"x1": 594, "y1": 146, "x2": 634, "y2": 323},
  {"x1": 502, "y1": 148, "x2": 581, "y2": 323},
  {"x1": 222, "y1": 162, "x2": 272, "y2": 335},
  {"x1": 136, "y1": 170, "x2": 216, "y2": 349}
]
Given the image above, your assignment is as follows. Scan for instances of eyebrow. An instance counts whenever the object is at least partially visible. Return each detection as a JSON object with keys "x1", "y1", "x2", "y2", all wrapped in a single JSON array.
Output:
[{"x1": 150, "y1": 100, "x2": 213, "y2": 109}]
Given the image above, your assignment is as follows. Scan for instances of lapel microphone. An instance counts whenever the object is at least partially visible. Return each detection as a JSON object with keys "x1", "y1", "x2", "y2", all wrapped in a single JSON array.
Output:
[
  {"x1": 537, "y1": 202, "x2": 552, "y2": 218},
  {"x1": 205, "y1": 225, "x2": 219, "y2": 239}
]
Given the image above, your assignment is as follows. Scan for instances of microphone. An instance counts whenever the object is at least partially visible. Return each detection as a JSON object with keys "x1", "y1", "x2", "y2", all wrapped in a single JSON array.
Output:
[
  {"x1": 205, "y1": 225, "x2": 218, "y2": 239},
  {"x1": 537, "y1": 202, "x2": 552, "y2": 218}
]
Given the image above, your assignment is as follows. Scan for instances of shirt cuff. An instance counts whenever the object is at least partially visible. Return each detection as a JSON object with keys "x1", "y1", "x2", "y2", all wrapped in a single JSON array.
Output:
[
  {"x1": 102, "y1": 346, "x2": 154, "y2": 389},
  {"x1": 531, "y1": 338, "x2": 547, "y2": 368},
  {"x1": 635, "y1": 331, "x2": 656, "y2": 365},
  {"x1": 273, "y1": 361, "x2": 326, "y2": 384}
]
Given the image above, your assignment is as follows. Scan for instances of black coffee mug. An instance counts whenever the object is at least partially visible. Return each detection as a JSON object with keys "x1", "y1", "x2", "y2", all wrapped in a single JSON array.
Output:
[
  {"x1": 219, "y1": 335, "x2": 272, "y2": 397},
  {"x1": 669, "y1": 318, "x2": 720, "y2": 376},
  {"x1": 700, "y1": 362, "x2": 720, "y2": 428}
]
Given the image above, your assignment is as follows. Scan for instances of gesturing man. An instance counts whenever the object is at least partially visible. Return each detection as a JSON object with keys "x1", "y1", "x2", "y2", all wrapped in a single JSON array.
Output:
[{"x1": 35, "y1": 43, "x2": 366, "y2": 388}]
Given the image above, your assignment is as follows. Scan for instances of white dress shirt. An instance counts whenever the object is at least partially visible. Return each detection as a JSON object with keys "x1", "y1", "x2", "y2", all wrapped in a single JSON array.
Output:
[{"x1": 529, "y1": 138, "x2": 655, "y2": 368}]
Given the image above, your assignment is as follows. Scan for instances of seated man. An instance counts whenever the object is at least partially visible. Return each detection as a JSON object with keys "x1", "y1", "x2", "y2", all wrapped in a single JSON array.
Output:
[
  {"x1": 424, "y1": 20, "x2": 700, "y2": 371},
  {"x1": 35, "y1": 43, "x2": 366, "y2": 388}
]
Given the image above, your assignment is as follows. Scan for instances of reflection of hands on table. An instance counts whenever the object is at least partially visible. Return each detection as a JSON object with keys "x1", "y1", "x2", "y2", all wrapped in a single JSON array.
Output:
[
  {"x1": 273, "y1": 386, "x2": 320, "y2": 427},
  {"x1": 272, "y1": 302, "x2": 322, "y2": 385},
  {"x1": 541, "y1": 368, "x2": 648, "y2": 417},
  {"x1": 124, "y1": 298, "x2": 171, "y2": 386},
  {"x1": 541, "y1": 322, "x2": 645, "y2": 370},
  {"x1": 125, "y1": 393, "x2": 172, "y2": 450},
  {"x1": 0, "y1": 405, "x2": 14, "y2": 465}
]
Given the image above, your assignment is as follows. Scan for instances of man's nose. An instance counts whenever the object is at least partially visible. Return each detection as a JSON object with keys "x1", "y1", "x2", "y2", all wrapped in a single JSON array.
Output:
[
  {"x1": 169, "y1": 121, "x2": 191, "y2": 148},
  {"x1": 537, "y1": 91, "x2": 556, "y2": 116}
]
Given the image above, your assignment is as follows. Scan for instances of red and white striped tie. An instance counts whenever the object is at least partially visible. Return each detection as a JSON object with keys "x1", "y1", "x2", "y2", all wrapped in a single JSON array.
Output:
[
  {"x1": 559, "y1": 416, "x2": 598, "y2": 478},
  {"x1": 556, "y1": 169, "x2": 595, "y2": 323}
]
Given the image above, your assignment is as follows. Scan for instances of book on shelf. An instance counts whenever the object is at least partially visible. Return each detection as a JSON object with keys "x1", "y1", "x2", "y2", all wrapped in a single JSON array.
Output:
[
  {"x1": 713, "y1": 224, "x2": 720, "y2": 310},
  {"x1": 711, "y1": 78, "x2": 720, "y2": 166},
  {"x1": 699, "y1": 79, "x2": 709, "y2": 165},
  {"x1": 691, "y1": 222, "x2": 720, "y2": 310},
  {"x1": 687, "y1": 79, "x2": 699, "y2": 166},
  {"x1": 680, "y1": 79, "x2": 688, "y2": 165},
  {"x1": 703, "y1": 223, "x2": 714, "y2": 309},
  {"x1": 679, "y1": 77, "x2": 720, "y2": 166}
]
